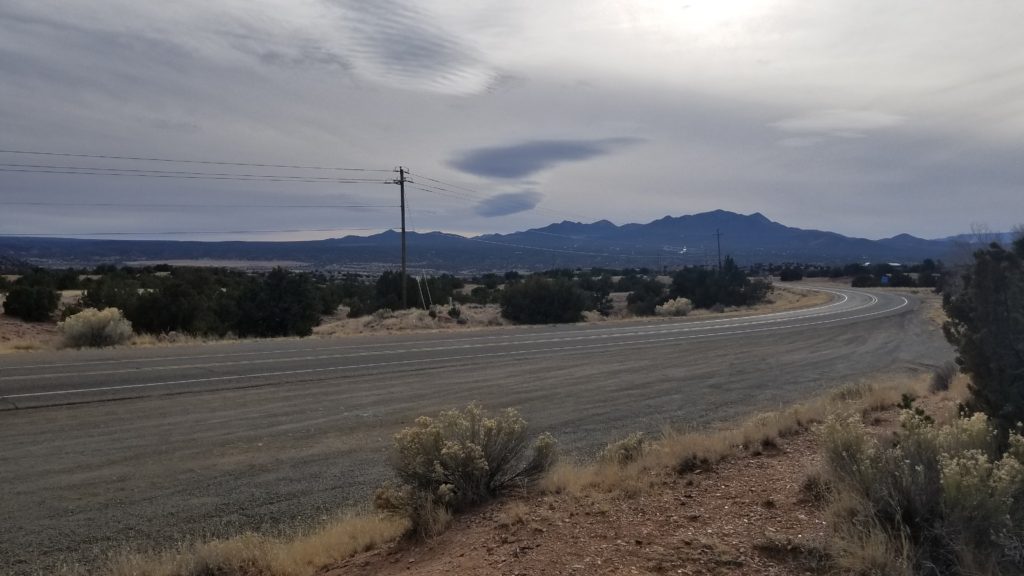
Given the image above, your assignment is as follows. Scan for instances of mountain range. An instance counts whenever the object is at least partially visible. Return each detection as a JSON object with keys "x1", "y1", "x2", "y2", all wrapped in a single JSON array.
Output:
[{"x1": 0, "y1": 210, "x2": 1009, "y2": 272}]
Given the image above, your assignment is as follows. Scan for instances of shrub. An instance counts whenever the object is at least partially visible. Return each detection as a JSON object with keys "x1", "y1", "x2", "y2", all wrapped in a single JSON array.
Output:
[
  {"x1": 235, "y1": 268, "x2": 322, "y2": 338},
  {"x1": 600, "y1": 432, "x2": 646, "y2": 466},
  {"x1": 376, "y1": 403, "x2": 556, "y2": 536},
  {"x1": 2, "y1": 285, "x2": 59, "y2": 321},
  {"x1": 670, "y1": 258, "x2": 770, "y2": 309},
  {"x1": 654, "y1": 297, "x2": 692, "y2": 317},
  {"x1": 500, "y1": 276, "x2": 586, "y2": 324},
  {"x1": 58, "y1": 307, "x2": 134, "y2": 348},
  {"x1": 779, "y1": 267, "x2": 804, "y2": 282},
  {"x1": 822, "y1": 411, "x2": 1024, "y2": 574}
]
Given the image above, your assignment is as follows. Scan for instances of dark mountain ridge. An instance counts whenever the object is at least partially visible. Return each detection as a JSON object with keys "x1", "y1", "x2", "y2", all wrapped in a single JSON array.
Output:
[{"x1": 0, "y1": 210, "x2": 987, "y2": 272}]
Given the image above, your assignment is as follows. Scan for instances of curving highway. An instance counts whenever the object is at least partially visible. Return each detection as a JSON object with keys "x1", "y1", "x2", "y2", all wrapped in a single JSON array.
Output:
[
  {"x1": 0, "y1": 286, "x2": 950, "y2": 574},
  {"x1": 3, "y1": 287, "x2": 902, "y2": 408}
]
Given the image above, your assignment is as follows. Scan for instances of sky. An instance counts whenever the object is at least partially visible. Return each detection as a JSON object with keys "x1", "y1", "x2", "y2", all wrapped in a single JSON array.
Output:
[{"x1": 1, "y1": 0, "x2": 1022, "y2": 241}]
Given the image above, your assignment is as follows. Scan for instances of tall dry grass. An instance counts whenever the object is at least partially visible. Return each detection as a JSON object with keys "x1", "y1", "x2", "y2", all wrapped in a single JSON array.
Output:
[{"x1": 97, "y1": 514, "x2": 407, "y2": 576}]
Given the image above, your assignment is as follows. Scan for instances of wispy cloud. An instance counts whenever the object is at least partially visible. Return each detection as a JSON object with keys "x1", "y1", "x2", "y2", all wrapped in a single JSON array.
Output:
[
  {"x1": 771, "y1": 109, "x2": 905, "y2": 138},
  {"x1": 328, "y1": 0, "x2": 496, "y2": 95},
  {"x1": 451, "y1": 138, "x2": 640, "y2": 179},
  {"x1": 475, "y1": 191, "x2": 543, "y2": 217}
]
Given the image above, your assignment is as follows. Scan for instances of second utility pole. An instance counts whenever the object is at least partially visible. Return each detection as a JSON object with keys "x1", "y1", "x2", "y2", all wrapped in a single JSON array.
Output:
[
  {"x1": 715, "y1": 228, "x2": 723, "y2": 272},
  {"x1": 398, "y1": 166, "x2": 407, "y2": 309}
]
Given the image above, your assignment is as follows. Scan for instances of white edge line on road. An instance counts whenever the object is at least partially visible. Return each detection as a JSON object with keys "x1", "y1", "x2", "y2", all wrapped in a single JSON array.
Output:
[
  {"x1": 0, "y1": 287, "x2": 851, "y2": 371},
  {"x1": 1, "y1": 291, "x2": 871, "y2": 382},
  {"x1": 2, "y1": 295, "x2": 907, "y2": 400}
]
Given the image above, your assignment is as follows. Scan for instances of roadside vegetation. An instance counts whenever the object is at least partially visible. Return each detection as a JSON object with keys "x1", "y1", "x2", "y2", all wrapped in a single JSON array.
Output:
[
  {"x1": 1, "y1": 259, "x2": 777, "y2": 344},
  {"x1": 76, "y1": 232, "x2": 1023, "y2": 575}
]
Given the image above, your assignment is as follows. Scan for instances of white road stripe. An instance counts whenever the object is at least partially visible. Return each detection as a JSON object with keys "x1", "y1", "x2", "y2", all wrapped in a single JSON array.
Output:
[
  {"x1": 1, "y1": 291, "x2": 871, "y2": 382},
  {"x1": 0, "y1": 287, "x2": 851, "y2": 371},
  {"x1": 2, "y1": 295, "x2": 907, "y2": 400}
]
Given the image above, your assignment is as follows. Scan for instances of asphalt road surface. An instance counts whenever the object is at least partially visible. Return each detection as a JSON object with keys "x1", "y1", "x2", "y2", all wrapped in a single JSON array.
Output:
[{"x1": 0, "y1": 287, "x2": 952, "y2": 574}]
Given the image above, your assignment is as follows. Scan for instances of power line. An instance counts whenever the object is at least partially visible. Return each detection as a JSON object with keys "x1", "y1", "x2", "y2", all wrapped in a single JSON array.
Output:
[
  {"x1": 0, "y1": 201, "x2": 398, "y2": 209},
  {"x1": 408, "y1": 184, "x2": 479, "y2": 203},
  {"x1": 410, "y1": 170, "x2": 595, "y2": 222},
  {"x1": 0, "y1": 149, "x2": 393, "y2": 172},
  {"x1": 0, "y1": 167, "x2": 391, "y2": 184},
  {"x1": 0, "y1": 163, "x2": 391, "y2": 182},
  {"x1": 406, "y1": 171, "x2": 488, "y2": 198},
  {"x1": 0, "y1": 227, "x2": 381, "y2": 237}
]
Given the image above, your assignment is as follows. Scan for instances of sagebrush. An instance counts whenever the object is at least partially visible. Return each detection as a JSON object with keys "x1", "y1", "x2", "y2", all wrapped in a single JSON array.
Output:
[
  {"x1": 376, "y1": 403, "x2": 556, "y2": 536},
  {"x1": 58, "y1": 307, "x2": 134, "y2": 348},
  {"x1": 655, "y1": 297, "x2": 693, "y2": 317},
  {"x1": 822, "y1": 410, "x2": 1024, "y2": 575}
]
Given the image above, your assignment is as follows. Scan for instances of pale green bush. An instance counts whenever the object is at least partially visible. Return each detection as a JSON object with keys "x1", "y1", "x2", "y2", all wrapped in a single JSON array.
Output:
[
  {"x1": 654, "y1": 297, "x2": 693, "y2": 317},
  {"x1": 377, "y1": 403, "x2": 556, "y2": 536},
  {"x1": 58, "y1": 307, "x2": 134, "y2": 348},
  {"x1": 600, "y1": 432, "x2": 646, "y2": 466},
  {"x1": 823, "y1": 410, "x2": 1024, "y2": 575}
]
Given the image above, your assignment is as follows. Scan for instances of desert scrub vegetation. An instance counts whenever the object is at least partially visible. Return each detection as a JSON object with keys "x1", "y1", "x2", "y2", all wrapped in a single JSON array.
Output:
[
  {"x1": 499, "y1": 275, "x2": 587, "y2": 324},
  {"x1": 542, "y1": 378, "x2": 922, "y2": 498},
  {"x1": 58, "y1": 307, "x2": 133, "y2": 348},
  {"x1": 821, "y1": 408, "x2": 1024, "y2": 575},
  {"x1": 654, "y1": 297, "x2": 692, "y2": 317},
  {"x1": 375, "y1": 403, "x2": 557, "y2": 537}
]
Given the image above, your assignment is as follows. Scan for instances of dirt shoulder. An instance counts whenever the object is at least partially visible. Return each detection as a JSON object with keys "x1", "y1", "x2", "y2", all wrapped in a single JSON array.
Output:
[
  {"x1": 329, "y1": 433, "x2": 828, "y2": 576},
  {"x1": 326, "y1": 375, "x2": 957, "y2": 576}
]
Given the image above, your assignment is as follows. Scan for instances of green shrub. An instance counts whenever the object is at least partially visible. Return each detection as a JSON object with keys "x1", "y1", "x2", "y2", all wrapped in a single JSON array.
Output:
[
  {"x1": 822, "y1": 411, "x2": 1024, "y2": 574},
  {"x1": 2, "y1": 285, "x2": 59, "y2": 321},
  {"x1": 600, "y1": 432, "x2": 646, "y2": 466},
  {"x1": 376, "y1": 403, "x2": 556, "y2": 536},
  {"x1": 500, "y1": 276, "x2": 585, "y2": 324},
  {"x1": 670, "y1": 257, "x2": 770, "y2": 309},
  {"x1": 58, "y1": 307, "x2": 134, "y2": 348},
  {"x1": 235, "y1": 268, "x2": 322, "y2": 337}
]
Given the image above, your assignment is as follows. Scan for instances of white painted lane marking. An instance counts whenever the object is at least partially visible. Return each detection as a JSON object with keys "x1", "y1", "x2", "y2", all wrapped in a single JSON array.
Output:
[
  {"x1": 2, "y1": 296, "x2": 908, "y2": 400},
  {"x1": 0, "y1": 287, "x2": 852, "y2": 371},
  {"x1": 1, "y1": 291, "x2": 876, "y2": 382}
]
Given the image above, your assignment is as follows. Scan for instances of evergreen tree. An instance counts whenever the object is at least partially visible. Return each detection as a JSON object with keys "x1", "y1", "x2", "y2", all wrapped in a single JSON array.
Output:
[{"x1": 943, "y1": 240, "x2": 1024, "y2": 437}]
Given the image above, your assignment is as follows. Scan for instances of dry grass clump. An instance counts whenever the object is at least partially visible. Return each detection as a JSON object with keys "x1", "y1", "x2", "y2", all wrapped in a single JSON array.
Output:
[
  {"x1": 821, "y1": 407, "x2": 1024, "y2": 575},
  {"x1": 103, "y1": 514, "x2": 407, "y2": 576},
  {"x1": 58, "y1": 307, "x2": 133, "y2": 348},
  {"x1": 375, "y1": 403, "x2": 557, "y2": 537}
]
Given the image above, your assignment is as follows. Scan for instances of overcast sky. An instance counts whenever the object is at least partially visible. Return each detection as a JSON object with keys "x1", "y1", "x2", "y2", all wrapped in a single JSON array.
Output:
[{"x1": 1, "y1": 0, "x2": 1022, "y2": 241}]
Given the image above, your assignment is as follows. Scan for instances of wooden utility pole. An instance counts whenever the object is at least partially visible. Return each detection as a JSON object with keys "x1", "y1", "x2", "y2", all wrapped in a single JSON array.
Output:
[
  {"x1": 397, "y1": 166, "x2": 408, "y2": 309},
  {"x1": 715, "y1": 228, "x2": 723, "y2": 272}
]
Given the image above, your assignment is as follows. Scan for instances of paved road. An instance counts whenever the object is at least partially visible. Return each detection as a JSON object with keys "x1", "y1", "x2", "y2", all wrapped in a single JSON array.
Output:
[{"x1": 0, "y1": 287, "x2": 951, "y2": 573}]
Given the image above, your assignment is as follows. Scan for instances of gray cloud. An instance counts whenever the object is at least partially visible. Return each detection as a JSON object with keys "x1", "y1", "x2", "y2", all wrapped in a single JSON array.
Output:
[
  {"x1": 474, "y1": 191, "x2": 543, "y2": 217},
  {"x1": 451, "y1": 138, "x2": 640, "y2": 179}
]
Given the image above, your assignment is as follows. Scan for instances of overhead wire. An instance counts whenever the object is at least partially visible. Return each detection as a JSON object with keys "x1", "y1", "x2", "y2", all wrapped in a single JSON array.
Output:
[
  {"x1": 0, "y1": 227, "x2": 380, "y2": 237},
  {"x1": 0, "y1": 149, "x2": 393, "y2": 172},
  {"x1": 0, "y1": 201, "x2": 398, "y2": 209},
  {"x1": 0, "y1": 163, "x2": 392, "y2": 182},
  {"x1": 408, "y1": 170, "x2": 595, "y2": 222}
]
